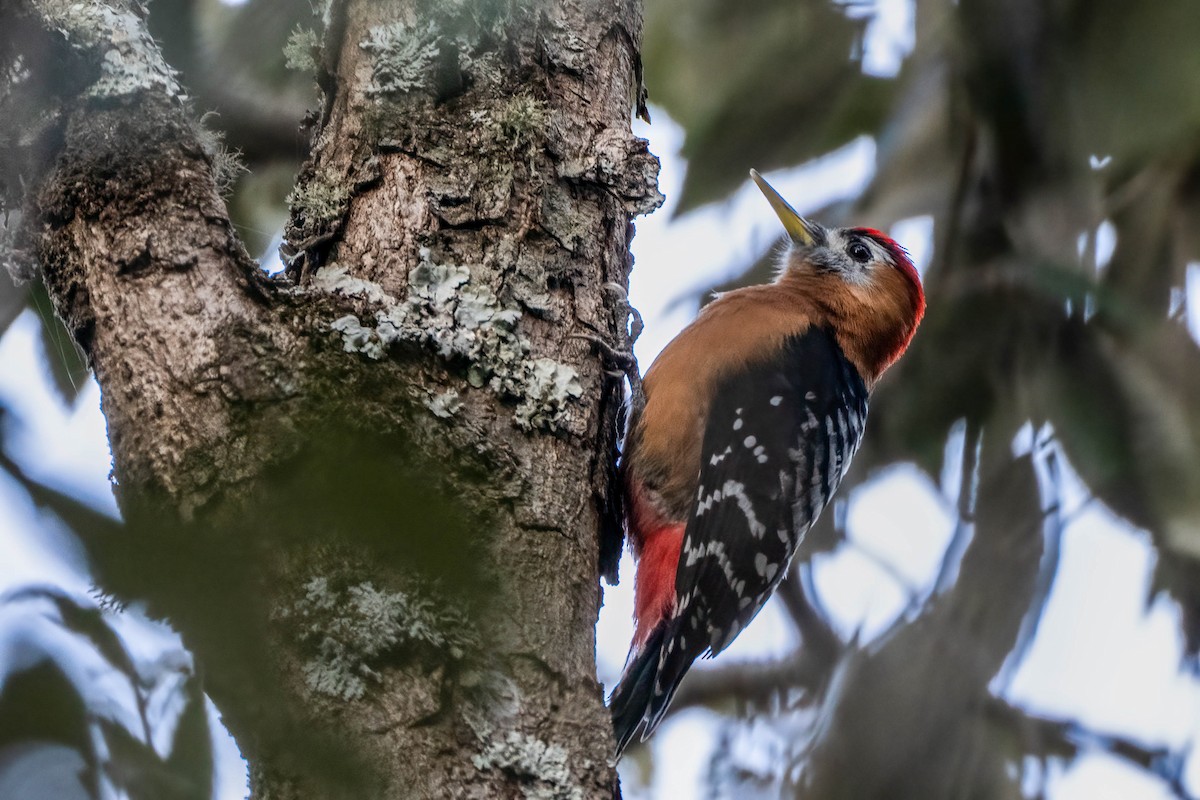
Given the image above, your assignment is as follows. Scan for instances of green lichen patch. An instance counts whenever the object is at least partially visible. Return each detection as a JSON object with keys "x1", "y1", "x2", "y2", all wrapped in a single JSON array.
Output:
[
  {"x1": 463, "y1": 93, "x2": 551, "y2": 173},
  {"x1": 192, "y1": 113, "x2": 247, "y2": 196},
  {"x1": 360, "y1": 21, "x2": 440, "y2": 97},
  {"x1": 283, "y1": 26, "x2": 321, "y2": 73},
  {"x1": 287, "y1": 176, "x2": 350, "y2": 232},
  {"x1": 495, "y1": 93, "x2": 548, "y2": 151},
  {"x1": 285, "y1": 576, "x2": 476, "y2": 702},
  {"x1": 471, "y1": 730, "x2": 583, "y2": 800}
]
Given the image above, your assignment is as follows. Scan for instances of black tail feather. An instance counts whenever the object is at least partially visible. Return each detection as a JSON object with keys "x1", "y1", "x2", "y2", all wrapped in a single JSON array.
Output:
[
  {"x1": 609, "y1": 623, "x2": 667, "y2": 757},
  {"x1": 642, "y1": 630, "x2": 695, "y2": 738}
]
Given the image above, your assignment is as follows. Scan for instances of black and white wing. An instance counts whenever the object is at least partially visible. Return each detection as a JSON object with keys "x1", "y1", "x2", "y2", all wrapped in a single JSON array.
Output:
[{"x1": 645, "y1": 326, "x2": 869, "y2": 733}]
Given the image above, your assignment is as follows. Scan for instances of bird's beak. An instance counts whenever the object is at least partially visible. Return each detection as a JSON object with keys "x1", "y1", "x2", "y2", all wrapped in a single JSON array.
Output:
[{"x1": 750, "y1": 169, "x2": 822, "y2": 247}]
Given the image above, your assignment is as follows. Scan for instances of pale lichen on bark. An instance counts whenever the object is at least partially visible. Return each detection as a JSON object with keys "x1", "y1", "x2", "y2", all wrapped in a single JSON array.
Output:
[
  {"x1": 471, "y1": 730, "x2": 585, "y2": 800},
  {"x1": 425, "y1": 389, "x2": 462, "y2": 418},
  {"x1": 37, "y1": 0, "x2": 181, "y2": 99},
  {"x1": 287, "y1": 174, "x2": 352, "y2": 235},
  {"x1": 283, "y1": 575, "x2": 476, "y2": 702},
  {"x1": 323, "y1": 249, "x2": 585, "y2": 433},
  {"x1": 360, "y1": 20, "x2": 441, "y2": 96}
]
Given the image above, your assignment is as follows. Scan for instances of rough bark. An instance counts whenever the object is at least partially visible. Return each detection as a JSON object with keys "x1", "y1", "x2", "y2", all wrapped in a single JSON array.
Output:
[{"x1": 1, "y1": 0, "x2": 660, "y2": 797}]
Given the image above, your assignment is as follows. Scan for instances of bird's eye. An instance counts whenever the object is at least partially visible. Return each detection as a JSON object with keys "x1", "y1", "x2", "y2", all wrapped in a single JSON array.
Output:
[{"x1": 847, "y1": 241, "x2": 871, "y2": 263}]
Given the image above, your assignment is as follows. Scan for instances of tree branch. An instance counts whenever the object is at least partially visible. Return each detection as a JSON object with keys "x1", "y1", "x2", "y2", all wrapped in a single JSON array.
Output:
[
  {"x1": 988, "y1": 699, "x2": 1197, "y2": 800},
  {"x1": 775, "y1": 564, "x2": 844, "y2": 666}
]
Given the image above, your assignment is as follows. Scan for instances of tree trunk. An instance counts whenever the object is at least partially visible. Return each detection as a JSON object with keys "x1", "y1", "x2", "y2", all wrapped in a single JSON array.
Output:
[{"x1": 1, "y1": 0, "x2": 661, "y2": 796}]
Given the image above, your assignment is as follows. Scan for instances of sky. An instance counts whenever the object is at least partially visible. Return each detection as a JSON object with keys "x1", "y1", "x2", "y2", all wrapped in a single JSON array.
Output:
[{"x1": 1, "y1": 0, "x2": 1199, "y2": 797}]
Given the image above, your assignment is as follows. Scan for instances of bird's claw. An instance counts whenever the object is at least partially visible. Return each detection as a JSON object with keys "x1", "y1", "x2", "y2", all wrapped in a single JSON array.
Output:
[{"x1": 572, "y1": 332, "x2": 636, "y2": 372}]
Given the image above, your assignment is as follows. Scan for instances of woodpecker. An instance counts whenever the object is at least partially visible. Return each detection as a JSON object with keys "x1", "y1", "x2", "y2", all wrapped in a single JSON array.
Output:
[{"x1": 609, "y1": 170, "x2": 925, "y2": 755}]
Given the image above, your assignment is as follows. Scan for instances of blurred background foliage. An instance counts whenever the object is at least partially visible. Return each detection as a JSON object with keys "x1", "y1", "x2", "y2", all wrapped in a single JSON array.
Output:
[
  {"x1": 635, "y1": 0, "x2": 1200, "y2": 796},
  {"x1": 642, "y1": 0, "x2": 1200, "y2": 634},
  {"x1": 1, "y1": 0, "x2": 1200, "y2": 797}
]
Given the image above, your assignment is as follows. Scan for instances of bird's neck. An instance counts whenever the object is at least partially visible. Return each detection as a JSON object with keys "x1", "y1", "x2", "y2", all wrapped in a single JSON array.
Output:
[{"x1": 776, "y1": 272, "x2": 918, "y2": 388}]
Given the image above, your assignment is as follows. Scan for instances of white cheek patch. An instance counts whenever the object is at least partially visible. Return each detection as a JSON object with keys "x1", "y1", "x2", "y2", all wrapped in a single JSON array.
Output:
[{"x1": 830, "y1": 230, "x2": 891, "y2": 286}]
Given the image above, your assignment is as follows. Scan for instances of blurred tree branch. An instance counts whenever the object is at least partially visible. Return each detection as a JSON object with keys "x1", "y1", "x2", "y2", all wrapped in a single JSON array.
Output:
[{"x1": 147, "y1": 0, "x2": 314, "y2": 164}]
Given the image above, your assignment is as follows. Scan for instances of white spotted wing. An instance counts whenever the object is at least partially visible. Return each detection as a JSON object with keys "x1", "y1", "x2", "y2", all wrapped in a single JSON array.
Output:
[{"x1": 644, "y1": 326, "x2": 869, "y2": 731}]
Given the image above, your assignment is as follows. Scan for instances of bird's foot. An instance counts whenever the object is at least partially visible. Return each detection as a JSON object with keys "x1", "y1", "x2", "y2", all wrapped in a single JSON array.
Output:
[{"x1": 573, "y1": 332, "x2": 636, "y2": 378}]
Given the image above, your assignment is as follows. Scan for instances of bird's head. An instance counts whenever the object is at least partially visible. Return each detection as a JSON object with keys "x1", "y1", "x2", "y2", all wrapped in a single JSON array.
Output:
[{"x1": 751, "y1": 169, "x2": 926, "y2": 379}]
